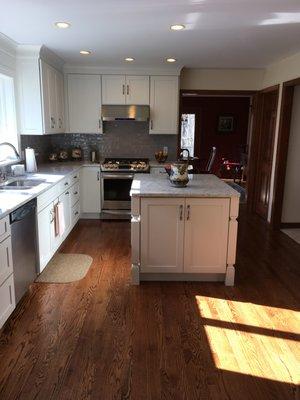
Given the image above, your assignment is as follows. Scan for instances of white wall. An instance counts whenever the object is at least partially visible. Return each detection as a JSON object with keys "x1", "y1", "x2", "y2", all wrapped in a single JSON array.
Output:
[
  {"x1": 281, "y1": 86, "x2": 300, "y2": 223},
  {"x1": 180, "y1": 68, "x2": 264, "y2": 90},
  {"x1": 262, "y1": 51, "x2": 300, "y2": 89}
]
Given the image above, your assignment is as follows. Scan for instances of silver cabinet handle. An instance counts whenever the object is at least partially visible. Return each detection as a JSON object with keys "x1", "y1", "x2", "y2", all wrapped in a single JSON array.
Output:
[
  {"x1": 127, "y1": 85, "x2": 129, "y2": 95},
  {"x1": 150, "y1": 120, "x2": 153, "y2": 130},
  {"x1": 65, "y1": 182, "x2": 69, "y2": 186},
  {"x1": 74, "y1": 191, "x2": 78, "y2": 195},
  {"x1": 187, "y1": 205, "x2": 190, "y2": 220},
  {"x1": 6, "y1": 247, "x2": 10, "y2": 267},
  {"x1": 75, "y1": 211, "x2": 79, "y2": 216},
  {"x1": 99, "y1": 119, "x2": 102, "y2": 129},
  {"x1": 65, "y1": 191, "x2": 69, "y2": 195},
  {"x1": 50, "y1": 209, "x2": 55, "y2": 223},
  {"x1": 179, "y1": 205, "x2": 183, "y2": 221},
  {"x1": 97, "y1": 171, "x2": 100, "y2": 181},
  {"x1": 122, "y1": 84, "x2": 125, "y2": 95},
  {"x1": 73, "y1": 175, "x2": 77, "y2": 179},
  {"x1": 51, "y1": 117, "x2": 56, "y2": 129}
]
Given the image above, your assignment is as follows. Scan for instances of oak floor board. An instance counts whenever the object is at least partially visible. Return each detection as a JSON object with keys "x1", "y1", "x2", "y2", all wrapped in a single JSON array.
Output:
[{"x1": 0, "y1": 212, "x2": 299, "y2": 400}]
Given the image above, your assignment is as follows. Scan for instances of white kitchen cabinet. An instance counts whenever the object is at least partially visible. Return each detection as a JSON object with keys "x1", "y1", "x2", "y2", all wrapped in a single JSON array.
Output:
[
  {"x1": 102, "y1": 75, "x2": 149, "y2": 105},
  {"x1": 37, "y1": 203, "x2": 53, "y2": 272},
  {"x1": 140, "y1": 198, "x2": 184, "y2": 273},
  {"x1": 184, "y1": 198, "x2": 230, "y2": 273},
  {"x1": 149, "y1": 76, "x2": 179, "y2": 134},
  {"x1": 67, "y1": 74, "x2": 102, "y2": 133},
  {"x1": 59, "y1": 189, "x2": 71, "y2": 238},
  {"x1": 80, "y1": 167, "x2": 101, "y2": 214},
  {"x1": 139, "y1": 197, "x2": 230, "y2": 274},
  {"x1": 17, "y1": 55, "x2": 64, "y2": 135},
  {"x1": 102, "y1": 75, "x2": 126, "y2": 104},
  {"x1": 125, "y1": 75, "x2": 149, "y2": 104},
  {"x1": 0, "y1": 274, "x2": 15, "y2": 329}
]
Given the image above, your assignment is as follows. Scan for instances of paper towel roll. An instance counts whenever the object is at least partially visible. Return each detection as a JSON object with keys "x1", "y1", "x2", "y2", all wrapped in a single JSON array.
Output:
[{"x1": 25, "y1": 148, "x2": 37, "y2": 173}]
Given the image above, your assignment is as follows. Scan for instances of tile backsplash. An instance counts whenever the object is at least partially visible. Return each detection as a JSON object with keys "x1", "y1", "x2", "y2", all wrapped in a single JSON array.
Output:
[{"x1": 20, "y1": 121, "x2": 178, "y2": 163}]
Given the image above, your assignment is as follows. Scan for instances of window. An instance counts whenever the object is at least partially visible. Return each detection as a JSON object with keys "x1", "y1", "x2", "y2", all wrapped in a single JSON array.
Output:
[
  {"x1": 180, "y1": 113, "x2": 195, "y2": 157},
  {"x1": 0, "y1": 73, "x2": 18, "y2": 150}
]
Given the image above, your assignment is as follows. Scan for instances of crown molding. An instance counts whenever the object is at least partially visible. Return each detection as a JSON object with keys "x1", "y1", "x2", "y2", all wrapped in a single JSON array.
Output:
[
  {"x1": 63, "y1": 64, "x2": 183, "y2": 76},
  {"x1": 16, "y1": 44, "x2": 65, "y2": 71}
]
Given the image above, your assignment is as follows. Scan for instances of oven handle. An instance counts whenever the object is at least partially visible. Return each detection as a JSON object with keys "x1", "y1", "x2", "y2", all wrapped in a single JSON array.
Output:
[{"x1": 101, "y1": 173, "x2": 134, "y2": 179}]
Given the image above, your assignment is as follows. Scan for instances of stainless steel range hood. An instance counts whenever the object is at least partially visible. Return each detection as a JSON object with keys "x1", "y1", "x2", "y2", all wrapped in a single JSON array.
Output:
[{"x1": 101, "y1": 105, "x2": 150, "y2": 122}]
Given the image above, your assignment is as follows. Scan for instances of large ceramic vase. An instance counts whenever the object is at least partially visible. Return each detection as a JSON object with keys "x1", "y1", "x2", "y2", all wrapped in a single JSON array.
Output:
[{"x1": 169, "y1": 162, "x2": 189, "y2": 187}]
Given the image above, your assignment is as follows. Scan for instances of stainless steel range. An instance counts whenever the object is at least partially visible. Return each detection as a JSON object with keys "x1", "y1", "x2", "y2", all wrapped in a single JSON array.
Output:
[{"x1": 100, "y1": 158, "x2": 149, "y2": 218}]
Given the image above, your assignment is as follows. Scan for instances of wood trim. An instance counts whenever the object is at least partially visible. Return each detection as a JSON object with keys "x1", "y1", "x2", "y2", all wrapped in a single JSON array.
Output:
[
  {"x1": 283, "y1": 77, "x2": 300, "y2": 87},
  {"x1": 260, "y1": 84, "x2": 280, "y2": 93},
  {"x1": 271, "y1": 84, "x2": 296, "y2": 229},
  {"x1": 281, "y1": 222, "x2": 300, "y2": 229},
  {"x1": 180, "y1": 89, "x2": 257, "y2": 97}
]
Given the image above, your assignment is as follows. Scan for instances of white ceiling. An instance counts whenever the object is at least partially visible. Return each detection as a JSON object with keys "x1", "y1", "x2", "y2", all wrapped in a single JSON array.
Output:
[{"x1": 1, "y1": 0, "x2": 300, "y2": 68}]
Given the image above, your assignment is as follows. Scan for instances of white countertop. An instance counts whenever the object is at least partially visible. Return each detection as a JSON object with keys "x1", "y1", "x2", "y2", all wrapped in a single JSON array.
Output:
[
  {"x1": 130, "y1": 173, "x2": 240, "y2": 198},
  {"x1": 0, "y1": 162, "x2": 99, "y2": 219}
]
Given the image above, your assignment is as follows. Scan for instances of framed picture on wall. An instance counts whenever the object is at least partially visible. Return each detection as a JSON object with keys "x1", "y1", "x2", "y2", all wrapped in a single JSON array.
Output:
[{"x1": 217, "y1": 115, "x2": 235, "y2": 133}]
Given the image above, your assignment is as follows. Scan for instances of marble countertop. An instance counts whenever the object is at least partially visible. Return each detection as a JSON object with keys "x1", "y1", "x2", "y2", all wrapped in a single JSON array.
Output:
[
  {"x1": 0, "y1": 161, "x2": 99, "y2": 219},
  {"x1": 130, "y1": 173, "x2": 240, "y2": 198}
]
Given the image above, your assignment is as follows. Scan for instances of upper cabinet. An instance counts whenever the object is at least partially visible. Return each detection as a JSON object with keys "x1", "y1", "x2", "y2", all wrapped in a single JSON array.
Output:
[
  {"x1": 149, "y1": 76, "x2": 179, "y2": 135},
  {"x1": 102, "y1": 75, "x2": 149, "y2": 105},
  {"x1": 67, "y1": 74, "x2": 102, "y2": 133},
  {"x1": 17, "y1": 54, "x2": 64, "y2": 135}
]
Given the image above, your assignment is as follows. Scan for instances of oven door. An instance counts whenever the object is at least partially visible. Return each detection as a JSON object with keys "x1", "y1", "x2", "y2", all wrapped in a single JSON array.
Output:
[{"x1": 101, "y1": 173, "x2": 134, "y2": 211}]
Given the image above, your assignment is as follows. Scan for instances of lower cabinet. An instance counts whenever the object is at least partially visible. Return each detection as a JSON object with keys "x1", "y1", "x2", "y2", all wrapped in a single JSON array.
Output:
[
  {"x1": 37, "y1": 174, "x2": 80, "y2": 273},
  {"x1": 140, "y1": 197, "x2": 230, "y2": 274},
  {"x1": 80, "y1": 166, "x2": 101, "y2": 215},
  {"x1": 0, "y1": 216, "x2": 15, "y2": 329}
]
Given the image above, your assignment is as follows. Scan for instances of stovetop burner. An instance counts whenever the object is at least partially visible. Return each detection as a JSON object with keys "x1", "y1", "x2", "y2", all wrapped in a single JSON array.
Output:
[{"x1": 101, "y1": 157, "x2": 150, "y2": 172}]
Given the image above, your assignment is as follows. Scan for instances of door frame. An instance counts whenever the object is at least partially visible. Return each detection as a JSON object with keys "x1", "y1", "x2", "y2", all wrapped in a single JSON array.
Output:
[
  {"x1": 246, "y1": 85, "x2": 280, "y2": 216},
  {"x1": 271, "y1": 77, "x2": 300, "y2": 229}
]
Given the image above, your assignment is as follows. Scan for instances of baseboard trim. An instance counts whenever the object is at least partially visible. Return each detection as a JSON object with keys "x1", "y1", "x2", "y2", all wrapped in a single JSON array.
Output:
[{"x1": 281, "y1": 222, "x2": 300, "y2": 229}]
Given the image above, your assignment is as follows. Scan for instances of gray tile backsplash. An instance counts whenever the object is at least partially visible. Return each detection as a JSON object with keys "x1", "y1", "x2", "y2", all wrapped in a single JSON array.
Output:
[{"x1": 21, "y1": 121, "x2": 178, "y2": 163}]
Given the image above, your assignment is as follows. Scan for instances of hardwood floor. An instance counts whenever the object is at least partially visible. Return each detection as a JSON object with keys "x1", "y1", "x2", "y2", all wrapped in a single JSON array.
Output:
[{"x1": 0, "y1": 208, "x2": 299, "y2": 400}]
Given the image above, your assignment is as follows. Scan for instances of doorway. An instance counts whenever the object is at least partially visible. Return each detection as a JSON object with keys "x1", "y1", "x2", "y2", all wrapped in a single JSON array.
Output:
[{"x1": 247, "y1": 85, "x2": 279, "y2": 220}]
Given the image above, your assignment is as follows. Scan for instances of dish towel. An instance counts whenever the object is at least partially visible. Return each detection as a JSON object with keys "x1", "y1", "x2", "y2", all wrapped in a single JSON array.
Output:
[{"x1": 54, "y1": 202, "x2": 65, "y2": 237}]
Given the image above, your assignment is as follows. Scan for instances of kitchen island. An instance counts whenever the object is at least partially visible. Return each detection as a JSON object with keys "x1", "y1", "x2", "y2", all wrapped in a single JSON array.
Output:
[{"x1": 130, "y1": 174, "x2": 240, "y2": 286}]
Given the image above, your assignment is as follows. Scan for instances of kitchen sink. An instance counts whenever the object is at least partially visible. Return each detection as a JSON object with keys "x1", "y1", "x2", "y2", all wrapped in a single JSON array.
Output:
[{"x1": 0, "y1": 178, "x2": 46, "y2": 190}]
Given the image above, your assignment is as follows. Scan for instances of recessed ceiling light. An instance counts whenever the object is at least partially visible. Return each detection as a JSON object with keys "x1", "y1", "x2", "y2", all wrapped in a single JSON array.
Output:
[
  {"x1": 54, "y1": 21, "x2": 71, "y2": 29},
  {"x1": 170, "y1": 24, "x2": 185, "y2": 31},
  {"x1": 166, "y1": 58, "x2": 177, "y2": 63},
  {"x1": 80, "y1": 50, "x2": 92, "y2": 55},
  {"x1": 125, "y1": 57, "x2": 135, "y2": 62}
]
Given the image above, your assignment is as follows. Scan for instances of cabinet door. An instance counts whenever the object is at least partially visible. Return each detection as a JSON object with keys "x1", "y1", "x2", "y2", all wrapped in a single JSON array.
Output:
[
  {"x1": 67, "y1": 74, "x2": 102, "y2": 133},
  {"x1": 40, "y1": 61, "x2": 58, "y2": 133},
  {"x1": 56, "y1": 71, "x2": 65, "y2": 132},
  {"x1": 59, "y1": 189, "x2": 71, "y2": 236},
  {"x1": 102, "y1": 75, "x2": 126, "y2": 104},
  {"x1": 184, "y1": 198, "x2": 230, "y2": 273},
  {"x1": 149, "y1": 76, "x2": 179, "y2": 134},
  {"x1": 80, "y1": 167, "x2": 101, "y2": 213},
  {"x1": 0, "y1": 274, "x2": 15, "y2": 329},
  {"x1": 37, "y1": 203, "x2": 53, "y2": 272},
  {"x1": 125, "y1": 75, "x2": 149, "y2": 105},
  {"x1": 0, "y1": 236, "x2": 13, "y2": 285},
  {"x1": 141, "y1": 198, "x2": 184, "y2": 273}
]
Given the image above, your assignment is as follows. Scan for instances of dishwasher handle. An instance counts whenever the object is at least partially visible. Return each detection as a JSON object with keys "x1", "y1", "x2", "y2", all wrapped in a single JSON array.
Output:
[{"x1": 10, "y1": 199, "x2": 36, "y2": 224}]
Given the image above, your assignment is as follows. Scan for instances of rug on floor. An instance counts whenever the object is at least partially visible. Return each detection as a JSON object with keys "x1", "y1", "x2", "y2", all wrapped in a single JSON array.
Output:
[
  {"x1": 281, "y1": 229, "x2": 300, "y2": 245},
  {"x1": 36, "y1": 253, "x2": 93, "y2": 283}
]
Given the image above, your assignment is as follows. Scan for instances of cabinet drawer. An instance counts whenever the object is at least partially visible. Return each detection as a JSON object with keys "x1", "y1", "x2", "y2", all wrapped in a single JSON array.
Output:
[
  {"x1": 70, "y1": 171, "x2": 80, "y2": 186},
  {"x1": 0, "y1": 216, "x2": 10, "y2": 242},
  {"x1": 37, "y1": 184, "x2": 59, "y2": 212},
  {"x1": 0, "y1": 236, "x2": 13, "y2": 285},
  {"x1": 70, "y1": 183, "x2": 80, "y2": 207},
  {"x1": 0, "y1": 273, "x2": 15, "y2": 329},
  {"x1": 57, "y1": 176, "x2": 71, "y2": 193},
  {"x1": 71, "y1": 201, "x2": 80, "y2": 226}
]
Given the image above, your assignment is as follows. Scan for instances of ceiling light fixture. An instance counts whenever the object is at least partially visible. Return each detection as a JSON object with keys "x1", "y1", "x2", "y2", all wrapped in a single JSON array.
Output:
[
  {"x1": 170, "y1": 24, "x2": 185, "y2": 31},
  {"x1": 80, "y1": 50, "x2": 92, "y2": 55},
  {"x1": 125, "y1": 57, "x2": 135, "y2": 62},
  {"x1": 54, "y1": 21, "x2": 71, "y2": 29},
  {"x1": 166, "y1": 58, "x2": 177, "y2": 63}
]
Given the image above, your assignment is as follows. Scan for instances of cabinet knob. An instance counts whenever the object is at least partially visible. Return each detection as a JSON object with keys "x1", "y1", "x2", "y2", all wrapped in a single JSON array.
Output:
[
  {"x1": 74, "y1": 191, "x2": 78, "y2": 195},
  {"x1": 65, "y1": 191, "x2": 69, "y2": 195}
]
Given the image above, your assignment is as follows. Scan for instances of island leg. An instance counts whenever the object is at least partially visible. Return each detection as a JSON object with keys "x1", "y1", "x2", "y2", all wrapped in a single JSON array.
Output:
[{"x1": 225, "y1": 197, "x2": 239, "y2": 286}]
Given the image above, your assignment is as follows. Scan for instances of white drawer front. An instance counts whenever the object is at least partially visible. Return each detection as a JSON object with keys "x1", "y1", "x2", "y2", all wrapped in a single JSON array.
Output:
[
  {"x1": 37, "y1": 184, "x2": 60, "y2": 212},
  {"x1": 70, "y1": 183, "x2": 80, "y2": 207},
  {"x1": 0, "y1": 216, "x2": 10, "y2": 242},
  {"x1": 0, "y1": 236, "x2": 13, "y2": 286},
  {"x1": 71, "y1": 201, "x2": 80, "y2": 226},
  {"x1": 70, "y1": 171, "x2": 80, "y2": 186},
  {"x1": 57, "y1": 176, "x2": 71, "y2": 194},
  {"x1": 0, "y1": 274, "x2": 15, "y2": 329}
]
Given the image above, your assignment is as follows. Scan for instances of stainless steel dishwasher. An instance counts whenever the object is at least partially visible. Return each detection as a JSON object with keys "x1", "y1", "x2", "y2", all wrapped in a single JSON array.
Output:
[{"x1": 10, "y1": 199, "x2": 38, "y2": 303}]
